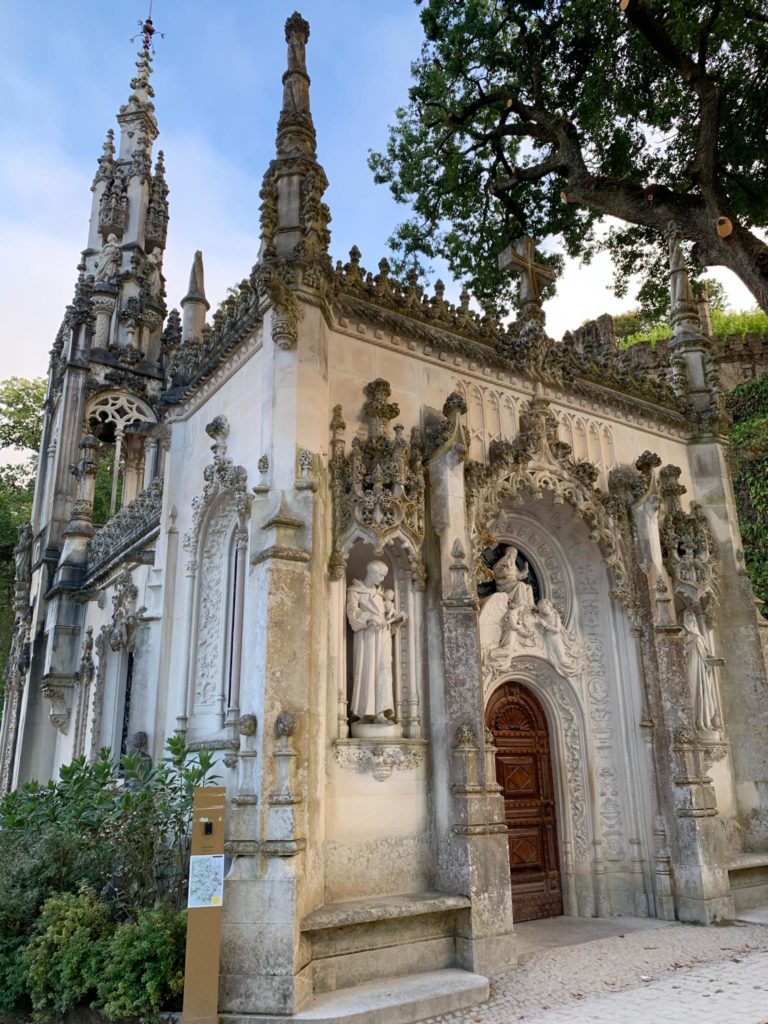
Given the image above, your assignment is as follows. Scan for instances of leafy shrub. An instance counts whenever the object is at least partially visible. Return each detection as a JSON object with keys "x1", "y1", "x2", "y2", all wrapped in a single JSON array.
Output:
[
  {"x1": 24, "y1": 886, "x2": 112, "y2": 1023},
  {"x1": 98, "y1": 907, "x2": 187, "y2": 1022},
  {"x1": 0, "y1": 737, "x2": 217, "y2": 1015}
]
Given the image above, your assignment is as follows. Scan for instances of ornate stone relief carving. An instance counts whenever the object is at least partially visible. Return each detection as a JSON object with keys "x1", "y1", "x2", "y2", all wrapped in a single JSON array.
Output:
[
  {"x1": 184, "y1": 416, "x2": 252, "y2": 711},
  {"x1": 329, "y1": 379, "x2": 426, "y2": 585},
  {"x1": 0, "y1": 524, "x2": 33, "y2": 793},
  {"x1": 464, "y1": 387, "x2": 632, "y2": 607},
  {"x1": 455, "y1": 379, "x2": 617, "y2": 484},
  {"x1": 41, "y1": 682, "x2": 73, "y2": 733},
  {"x1": 88, "y1": 626, "x2": 110, "y2": 761},
  {"x1": 333, "y1": 739, "x2": 426, "y2": 782},
  {"x1": 87, "y1": 478, "x2": 163, "y2": 580},
  {"x1": 108, "y1": 571, "x2": 146, "y2": 652},
  {"x1": 73, "y1": 626, "x2": 96, "y2": 758},
  {"x1": 479, "y1": 579, "x2": 584, "y2": 692},
  {"x1": 658, "y1": 464, "x2": 718, "y2": 618},
  {"x1": 184, "y1": 416, "x2": 252, "y2": 559}
]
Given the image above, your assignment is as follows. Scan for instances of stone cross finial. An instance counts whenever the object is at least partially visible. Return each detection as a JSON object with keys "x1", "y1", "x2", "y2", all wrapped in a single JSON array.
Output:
[{"x1": 498, "y1": 235, "x2": 556, "y2": 303}]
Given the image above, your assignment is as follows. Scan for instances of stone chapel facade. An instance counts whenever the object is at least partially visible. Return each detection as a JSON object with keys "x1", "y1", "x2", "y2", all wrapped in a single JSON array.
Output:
[{"x1": 2, "y1": 13, "x2": 768, "y2": 1022}]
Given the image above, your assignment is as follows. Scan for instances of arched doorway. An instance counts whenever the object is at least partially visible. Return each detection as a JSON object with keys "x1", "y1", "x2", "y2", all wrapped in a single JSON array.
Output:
[{"x1": 486, "y1": 681, "x2": 564, "y2": 921}]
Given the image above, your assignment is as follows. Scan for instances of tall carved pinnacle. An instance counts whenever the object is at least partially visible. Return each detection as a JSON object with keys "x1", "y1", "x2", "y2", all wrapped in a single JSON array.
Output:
[
  {"x1": 667, "y1": 225, "x2": 701, "y2": 342},
  {"x1": 129, "y1": 48, "x2": 156, "y2": 106},
  {"x1": 277, "y1": 11, "x2": 316, "y2": 158},
  {"x1": 117, "y1": 48, "x2": 159, "y2": 153},
  {"x1": 182, "y1": 251, "x2": 209, "y2": 309}
]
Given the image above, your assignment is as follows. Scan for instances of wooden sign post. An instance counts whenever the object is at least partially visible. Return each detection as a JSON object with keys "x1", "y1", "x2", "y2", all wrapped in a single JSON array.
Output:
[{"x1": 182, "y1": 786, "x2": 227, "y2": 1024}]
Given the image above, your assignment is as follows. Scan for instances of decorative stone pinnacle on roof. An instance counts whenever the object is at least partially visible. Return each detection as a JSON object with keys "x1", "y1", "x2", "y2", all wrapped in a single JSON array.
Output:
[
  {"x1": 129, "y1": 48, "x2": 155, "y2": 105},
  {"x1": 182, "y1": 251, "x2": 209, "y2": 309},
  {"x1": 277, "y1": 10, "x2": 316, "y2": 158},
  {"x1": 363, "y1": 379, "x2": 400, "y2": 436},
  {"x1": 102, "y1": 129, "x2": 115, "y2": 160},
  {"x1": 285, "y1": 11, "x2": 310, "y2": 44},
  {"x1": 666, "y1": 223, "x2": 703, "y2": 343}
]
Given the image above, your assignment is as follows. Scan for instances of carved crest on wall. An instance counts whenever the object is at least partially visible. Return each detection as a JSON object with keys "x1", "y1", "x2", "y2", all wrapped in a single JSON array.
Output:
[{"x1": 329, "y1": 380, "x2": 426, "y2": 585}]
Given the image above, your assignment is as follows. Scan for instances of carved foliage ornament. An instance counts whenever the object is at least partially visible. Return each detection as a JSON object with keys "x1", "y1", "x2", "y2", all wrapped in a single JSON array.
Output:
[
  {"x1": 463, "y1": 389, "x2": 632, "y2": 606},
  {"x1": 329, "y1": 380, "x2": 426, "y2": 586},
  {"x1": 109, "y1": 571, "x2": 146, "y2": 652},
  {"x1": 333, "y1": 741, "x2": 425, "y2": 783},
  {"x1": 658, "y1": 463, "x2": 718, "y2": 618},
  {"x1": 184, "y1": 415, "x2": 253, "y2": 560}
]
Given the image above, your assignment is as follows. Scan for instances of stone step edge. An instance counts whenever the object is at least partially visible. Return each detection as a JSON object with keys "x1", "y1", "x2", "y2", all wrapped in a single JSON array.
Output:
[
  {"x1": 301, "y1": 891, "x2": 471, "y2": 932},
  {"x1": 219, "y1": 967, "x2": 489, "y2": 1024}
]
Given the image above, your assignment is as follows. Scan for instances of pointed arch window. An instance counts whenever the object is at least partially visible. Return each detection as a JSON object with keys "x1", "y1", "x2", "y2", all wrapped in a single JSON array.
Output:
[
  {"x1": 85, "y1": 392, "x2": 157, "y2": 521},
  {"x1": 181, "y1": 416, "x2": 251, "y2": 733}
]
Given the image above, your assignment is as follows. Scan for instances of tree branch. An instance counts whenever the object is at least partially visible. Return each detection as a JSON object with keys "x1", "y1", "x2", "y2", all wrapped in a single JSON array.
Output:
[{"x1": 621, "y1": 0, "x2": 721, "y2": 193}]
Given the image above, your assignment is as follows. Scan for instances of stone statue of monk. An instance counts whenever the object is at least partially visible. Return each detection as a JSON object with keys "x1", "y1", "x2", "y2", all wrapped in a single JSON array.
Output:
[{"x1": 346, "y1": 560, "x2": 401, "y2": 723}]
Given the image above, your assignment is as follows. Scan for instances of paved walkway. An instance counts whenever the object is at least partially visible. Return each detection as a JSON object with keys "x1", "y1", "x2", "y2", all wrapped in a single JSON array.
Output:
[{"x1": 420, "y1": 916, "x2": 768, "y2": 1023}]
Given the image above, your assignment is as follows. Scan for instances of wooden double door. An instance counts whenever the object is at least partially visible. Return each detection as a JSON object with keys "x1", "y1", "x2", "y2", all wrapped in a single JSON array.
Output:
[{"x1": 486, "y1": 681, "x2": 564, "y2": 922}]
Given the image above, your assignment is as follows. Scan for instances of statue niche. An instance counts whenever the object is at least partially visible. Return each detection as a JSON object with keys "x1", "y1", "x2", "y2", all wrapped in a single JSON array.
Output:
[
  {"x1": 346, "y1": 557, "x2": 407, "y2": 738},
  {"x1": 479, "y1": 543, "x2": 584, "y2": 690},
  {"x1": 330, "y1": 380, "x2": 425, "y2": 741}
]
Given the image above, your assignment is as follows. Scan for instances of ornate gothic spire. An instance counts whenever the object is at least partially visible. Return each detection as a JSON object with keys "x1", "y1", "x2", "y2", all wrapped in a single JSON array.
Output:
[
  {"x1": 278, "y1": 12, "x2": 316, "y2": 158},
  {"x1": 258, "y1": 12, "x2": 330, "y2": 263}
]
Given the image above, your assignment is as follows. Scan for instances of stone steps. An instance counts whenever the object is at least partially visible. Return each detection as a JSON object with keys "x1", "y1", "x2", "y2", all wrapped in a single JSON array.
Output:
[{"x1": 219, "y1": 967, "x2": 489, "y2": 1024}]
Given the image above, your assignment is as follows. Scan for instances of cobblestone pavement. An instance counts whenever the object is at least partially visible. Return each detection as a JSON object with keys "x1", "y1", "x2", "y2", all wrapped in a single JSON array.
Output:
[{"x1": 420, "y1": 918, "x2": 768, "y2": 1023}]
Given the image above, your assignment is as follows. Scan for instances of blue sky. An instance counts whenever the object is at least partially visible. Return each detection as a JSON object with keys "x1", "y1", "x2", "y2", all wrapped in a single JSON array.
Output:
[{"x1": 0, "y1": 1, "x2": 754, "y2": 382}]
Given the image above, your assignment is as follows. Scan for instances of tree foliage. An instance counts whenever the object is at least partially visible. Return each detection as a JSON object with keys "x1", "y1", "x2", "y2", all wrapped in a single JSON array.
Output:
[
  {"x1": 726, "y1": 373, "x2": 768, "y2": 614},
  {"x1": 0, "y1": 377, "x2": 47, "y2": 455},
  {"x1": 0, "y1": 377, "x2": 46, "y2": 688},
  {"x1": 370, "y1": 0, "x2": 768, "y2": 317}
]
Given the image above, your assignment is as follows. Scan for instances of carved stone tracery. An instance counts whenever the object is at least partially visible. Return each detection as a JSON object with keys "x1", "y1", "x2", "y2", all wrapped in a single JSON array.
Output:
[{"x1": 329, "y1": 380, "x2": 426, "y2": 585}]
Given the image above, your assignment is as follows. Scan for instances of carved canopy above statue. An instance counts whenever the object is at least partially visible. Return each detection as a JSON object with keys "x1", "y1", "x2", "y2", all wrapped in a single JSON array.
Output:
[{"x1": 329, "y1": 379, "x2": 426, "y2": 586}]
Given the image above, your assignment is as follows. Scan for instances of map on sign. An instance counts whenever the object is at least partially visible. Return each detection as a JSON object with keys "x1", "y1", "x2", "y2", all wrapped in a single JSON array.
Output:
[{"x1": 188, "y1": 854, "x2": 225, "y2": 908}]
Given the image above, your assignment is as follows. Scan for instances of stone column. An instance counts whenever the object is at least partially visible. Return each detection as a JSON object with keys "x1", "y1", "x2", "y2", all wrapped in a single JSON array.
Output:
[
  {"x1": 629, "y1": 474, "x2": 734, "y2": 924},
  {"x1": 426, "y1": 397, "x2": 516, "y2": 973},
  {"x1": 91, "y1": 286, "x2": 117, "y2": 348},
  {"x1": 219, "y1": 487, "x2": 314, "y2": 1017}
]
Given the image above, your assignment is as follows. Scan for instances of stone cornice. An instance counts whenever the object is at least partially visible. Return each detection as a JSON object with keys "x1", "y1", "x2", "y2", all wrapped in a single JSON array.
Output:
[
  {"x1": 334, "y1": 290, "x2": 686, "y2": 426},
  {"x1": 329, "y1": 302, "x2": 691, "y2": 439}
]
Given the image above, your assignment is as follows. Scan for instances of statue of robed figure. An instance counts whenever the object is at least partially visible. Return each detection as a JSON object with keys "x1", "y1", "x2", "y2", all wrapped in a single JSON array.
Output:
[{"x1": 346, "y1": 560, "x2": 406, "y2": 729}]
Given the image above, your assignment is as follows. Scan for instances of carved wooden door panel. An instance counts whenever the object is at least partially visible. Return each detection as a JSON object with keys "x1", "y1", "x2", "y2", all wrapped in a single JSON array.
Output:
[{"x1": 486, "y1": 681, "x2": 563, "y2": 922}]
